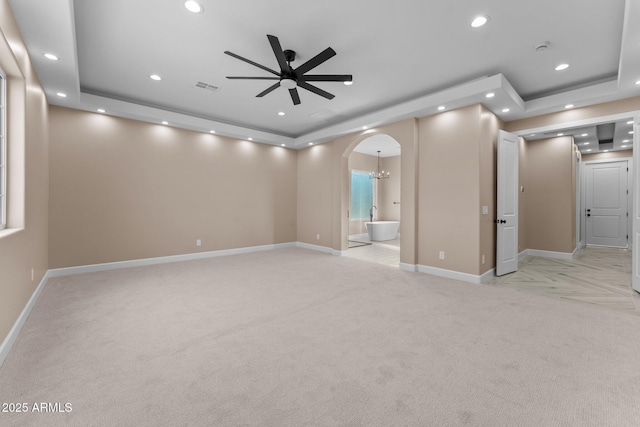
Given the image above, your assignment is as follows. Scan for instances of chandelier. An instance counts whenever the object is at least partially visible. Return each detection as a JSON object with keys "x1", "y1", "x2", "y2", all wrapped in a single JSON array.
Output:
[{"x1": 369, "y1": 150, "x2": 390, "y2": 179}]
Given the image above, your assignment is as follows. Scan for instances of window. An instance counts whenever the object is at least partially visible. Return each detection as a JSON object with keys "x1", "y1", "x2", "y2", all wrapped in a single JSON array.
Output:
[
  {"x1": 0, "y1": 69, "x2": 5, "y2": 230},
  {"x1": 350, "y1": 170, "x2": 374, "y2": 220}
]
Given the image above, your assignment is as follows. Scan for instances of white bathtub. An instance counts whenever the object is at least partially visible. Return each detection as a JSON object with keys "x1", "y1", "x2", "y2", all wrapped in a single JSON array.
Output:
[{"x1": 365, "y1": 221, "x2": 400, "y2": 241}]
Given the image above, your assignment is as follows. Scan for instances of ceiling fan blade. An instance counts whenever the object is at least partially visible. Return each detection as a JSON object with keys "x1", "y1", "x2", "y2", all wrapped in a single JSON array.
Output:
[
  {"x1": 294, "y1": 47, "x2": 336, "y2": 75},
  {"x1": 297, "y1": 81, "x2": 335, "y2": 100},
  {"x1": 267, "y1": 35, "x2": 290, "y2": 73},
  {"x1": 224, "y1": 51, "x2": 281, "y2": 77},
  {"x1": 289, "y1": 88, "x2": 301, "y2": 105},
  {"x1": 300, "y1": 74, "x2": 352, "y2": 82},
  {"x1": 257, "y1": 82, "x2": 281, "y2": 97},
  {"x1": 226, "y1": 76, "x2": 281, "y2": 80}
]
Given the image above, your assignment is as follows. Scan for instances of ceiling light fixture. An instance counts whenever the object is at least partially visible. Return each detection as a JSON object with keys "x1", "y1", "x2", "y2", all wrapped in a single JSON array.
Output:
[
  {"x1": 604, "y1": 150, "x2": 609, "y2": 152},
  {"x1": 502, "y1": 108, "x2": 510, "y2": 113},
  {"x1": 565, "y1": 104, "x2": 574, "y2": 109},
  {"x1": 370, "y1": 151, "x2": 390, "y2": 180},
  {"x1": 248, "y1": 137, "x2": 253, "y2": 141},
  {"x1": 555, "y1": 63, "x2": 570, "y2": 71},
  {"x1": 586, "y1": 149, "x2": 592, "y2": 152},
  {"x1": 438, "y1": 106, "x2": 445, "y2": 111},
  {"x1": 97, "y1": 109, "x2": 105, "y2": 113},
  {"x1": 362, "y1": 126, "x2": 368, "y2": 130},
  {"x1": 486, "y1": 92, "x2": 495, "y2": 98},
  {"x1": 584, "y1": 142, "x2": 590, "y2": 145},
  {"x1": 162, "y1": 121, "x2": 168, "y2": 125},
  {"x1": 581, "y1": 133, "x2": 588, "y2": 137},
  {"x1": 627, "y1": 120, "x2": 634, "y2": 124},
  {"x1": 635, "y1": 80, "x2": 640, "y2": 85},
  {"x1": 622, "y1": 145, "x2": 628, "y2": 148},
  {"x1": 557, "y1": 133, "x2": 564, "y2": 136},
  {"x1": 56, "y1": 92, "x2": 67, "y2": 98},
  {"x1": 529, "y1": 134, "x2": 536, "y2": 137},
  {"x1": 184, "y1": 0, "x2": 204, "y2": 13},
  {"x1": 278, "y1": 112, "x2": 285, "y2": 116},
  {"x1": 280, "y1": 78, "x2": 297, "y2": 90},
  {"x1": 308, "y1": 142, "x2": 314, "y2": 146},
  {"x1": 630, "y1": 131, "x2": 634, "y2": 134},
  {"x1": 471, "y1": 16, "x2": 489, "y2": 28},
  {"x1": 344, "y1": 80, "x2": 353, "y2": 86},
  {"x1": 623, "y1": 139, "x2": 630, "y2": 143},
  {"x1": 44, "y1": 53, "x2": 59, "y2": 61},
  {"x1": 210, "y1": 130, "x2": 215, "y2": 134},
  {"x1": 150, "y1": 74, "x2": 162, "y2": 81},
  {"x1": 281, "y1": 144, "x2": 286, "y2": 147}
]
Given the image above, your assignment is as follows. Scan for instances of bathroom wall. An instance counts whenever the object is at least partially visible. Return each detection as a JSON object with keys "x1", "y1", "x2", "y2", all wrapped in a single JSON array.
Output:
[
  {"x1": 0, "y1": 0, "x2": 49, "y2": 352},
  {"x1": 48, "y1": 106, "x2": 297, "y2": 268},
  {"x1": 379, "y1": 156, "x2": 401, "y2": 223}
]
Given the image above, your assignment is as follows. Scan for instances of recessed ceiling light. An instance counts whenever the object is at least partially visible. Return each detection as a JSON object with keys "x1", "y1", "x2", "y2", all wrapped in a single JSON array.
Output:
[
  {"x1": 565, "y1": 104, "x2": 574, "y2": 109},
  {"x1": 635, "y1": 80, "x2": 640, "y2": 85},
  {"x1": 622, "y1": 145, "x2": 628, "y2": 148},
  {"x1": 604, "y1": 150, "x2": 609, "y2": 152},
  {"x1": 150, "y1": 74, "x2": 162, "y2": 81},
  {"x1": 281, "y1": 144, "x2": 286, "y2": 147},
  {"x1": 308, "y1": 142, "x2": 314, "y2": 146},
  {"x1": 581, "y1": 133, "x2": 588, "y2": 137},
  {"x1": 486, "y1": 92, "x2": 495, "y2": 98},
  {"x1": 184, "y1": 0, "x2": 204, "y2": 13},
  {"x1": 586, "y1": 149, "x2": 592, "y2": 152},
  {"x1": 627, "y1": 120, "x2": 634, "y2": 124},
  {"x1": 555, "y1": 63, "x2": 570, "y2": 71},
  {"x1": 502, "y1": 108, "x2": 510, "y2": 113},
  {"x1": 248, "y1": 137, "x2": 253, "y2": 141},
  {"x1": 344, "y1": 80, "x2": 353, "y2": 86},
  {"x1": 162, "y1": 121, "x2": 168, "y2": 125},
  {"x1": 278, "y1": 112, "x2": 285, "y2": 116},
  {"x1": 557, "y1": 133, "x2": 564, "y2": 136},
  {"x1": 471, "y1": 16, "x2": 489, "y2": 28},
  {"x1": 529, "y1": 134, "x2": 536, "y2": 137},
  {"x1": 44, "y1": 53, "x2": 59, "y2": 61},
  {"x1": 629, "y1": 131, "x2": 634, "y2": 134},
  {"x1": 56, "y1": 92, "x2": 67, "y2": 98},
  {"x1": 623, "y1": 139, "x2": 630, "y2": 143},
  {"x1": 97, "y1": 109, "x2": 105, "y2": 113},
  {"x1": 584, "y1": 142, "x2": 590, "y2": 145},
  {"x1": 437, "y1": 106, "x2": 446, "y2": 111},
  {"x1": 362, "y1": 126, "x2": 368, "y2": 130},
  {"x1": 210, "y1": 130, "x2": 215, "y2": 134}
]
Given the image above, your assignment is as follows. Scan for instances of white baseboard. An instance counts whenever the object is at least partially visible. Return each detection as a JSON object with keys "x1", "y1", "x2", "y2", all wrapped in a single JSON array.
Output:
[
  {"x1": 519, "y1": 249, "x2": 529, "y2": 260},
  {"x1": 48, "y1": 242, "x2": 298, "y2": 278},
  {"x1": 399, "y1": 262, "x2": 417, "y2": 272},
  {"x1": 480, "y1": 268, "x2": 496, "y2": 283},
  {"x1": 295, "y1": 242, "x2": 333, "y2": 255},
  {"x1": 0, "y1": 271, "x2": 50, "y2": 368},
  {"x1": 332, "y1": 249, "x2": 348, "y2": 257},
  {"x1": 417, "y1": 264, "x2": 485, "y2": 284},
  {"x1": 527, "y1": 248, "x2": 575, "y2": 260}
]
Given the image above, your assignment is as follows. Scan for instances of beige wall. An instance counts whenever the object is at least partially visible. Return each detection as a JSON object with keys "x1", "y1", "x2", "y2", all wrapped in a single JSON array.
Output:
[
  {"x1": 505, "y1": 97, "x2": 640, "y2": 132},
  {"x1": 581, "y1": 149, "x2": 633, "y2": 162},
  {"x1": 379, "y1": 156, "x2": 401, "y2": 222},
  {"x1": 48, "y1": 106, "x2": 297, "y2": 268},
  {"x1": 518, "y1": 137, "x2": 528, "y2": 252},
  {"x1": 0, "y1": 0, "x2": 49, "y2": 348},
  {"x1": 418, "y1": 104, "x2": 500, "y2": 275},
  {"x1": 523, "y1": 136, "x2": 576, "y2": 253}
]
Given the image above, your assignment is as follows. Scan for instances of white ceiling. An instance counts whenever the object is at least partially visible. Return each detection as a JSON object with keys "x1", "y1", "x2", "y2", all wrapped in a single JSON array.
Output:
[
  {"x1": 7, "y1": 0, "x2": 640, "y2": 150},
  {"x1": 352, "y1": 134, "x2": 401, "y2": 158}
]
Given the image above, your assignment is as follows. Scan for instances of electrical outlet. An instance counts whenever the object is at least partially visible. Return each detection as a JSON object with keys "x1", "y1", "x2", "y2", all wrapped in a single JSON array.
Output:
[
  {"x1": 196, "y1": 239, "x2": 201, "y2": 247},
  {"x1": 482, "y1": 206, "x2": 488, "y2": 215},
  {"x1": 316, "y1": 234, "x2": 320, "y2": 240},
  {"x1": 439, "y1": 251, "x2": 445, "y2": 260}
]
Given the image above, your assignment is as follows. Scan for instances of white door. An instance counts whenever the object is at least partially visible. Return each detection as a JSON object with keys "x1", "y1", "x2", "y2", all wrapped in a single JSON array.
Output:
[
  {"x1": 633, "y1": 121, "x2": 640, "y2": 293},
  {"x1": 585, "y1": 161, "x2": 628, "y2": 247},
  {"x1": 496, "y1": 130, "x2": 519, "y2": 276}
]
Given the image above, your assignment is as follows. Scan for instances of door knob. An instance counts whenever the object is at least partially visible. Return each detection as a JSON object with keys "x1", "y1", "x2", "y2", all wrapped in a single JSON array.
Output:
[
  {"x1": 587, "y1": 213, "x2": 591, "y2": 217},
  {"x1": 500, "y1": 219, "x2": 506, "y2": 224}
]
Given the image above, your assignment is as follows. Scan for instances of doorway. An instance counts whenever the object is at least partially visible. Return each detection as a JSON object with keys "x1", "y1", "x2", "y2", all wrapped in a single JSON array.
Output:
[{"x1": 346, "y1": 135, "x2": 401, "y2": 268}]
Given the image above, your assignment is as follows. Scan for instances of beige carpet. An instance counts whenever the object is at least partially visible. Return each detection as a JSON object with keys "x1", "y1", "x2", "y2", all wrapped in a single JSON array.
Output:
[{"x1": 1, "y1": 248, "x2": 640, "y2": 426}]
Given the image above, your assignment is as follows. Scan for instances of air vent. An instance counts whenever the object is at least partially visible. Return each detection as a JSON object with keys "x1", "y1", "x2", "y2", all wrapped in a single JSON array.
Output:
[{"x1": 195, "y1": 81, "x2": 219, "y2": 92}]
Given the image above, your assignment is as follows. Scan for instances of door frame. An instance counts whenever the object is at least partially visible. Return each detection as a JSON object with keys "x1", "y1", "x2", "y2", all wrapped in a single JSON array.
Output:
[
  {"x1": 511, "y1": 109, "x2": 640, "y2": 293},
  {"x1": 581, "y1": 158, "x2": 633, "y2": 249}
]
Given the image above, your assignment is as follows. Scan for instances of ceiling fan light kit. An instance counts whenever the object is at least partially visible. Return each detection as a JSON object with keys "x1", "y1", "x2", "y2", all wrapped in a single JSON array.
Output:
[{"x1": 225, "y1": 34, "x2": 352, "y2": 105}]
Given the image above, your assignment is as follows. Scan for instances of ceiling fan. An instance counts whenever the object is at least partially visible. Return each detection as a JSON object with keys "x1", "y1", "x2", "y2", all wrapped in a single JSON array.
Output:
[{"x1": 224, "y1": 35, "x2": 352, "y2": 106}]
